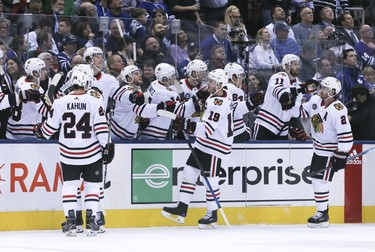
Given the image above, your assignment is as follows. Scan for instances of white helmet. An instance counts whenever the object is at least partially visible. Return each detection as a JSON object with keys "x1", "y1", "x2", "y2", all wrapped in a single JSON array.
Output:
[
  {"x1": 24, "y1": 58, "x2": 46, "y2": 77},
  {"x1": 84, "y1": 47, "x2": 103, "y2": 62},
  {"x1": 321, "y1": 77, "x2": 341, "y2": 96},
  {"x1": 155, "y1": 63, "x2": 176, "y2": 83},
  {"x1": 73, "y1": 64, "x2": 94, "y2": 79},
  {"x1": 207, "y1": 68, "x2": 228, "y2": 87},
  {"x1": 71, "y1": 69, "x2": 91, "y2": 90},
  {"x1": 121, "y1": 65, "x2": 141, "y2": 83},
  {"x1": 282, "y1": 54, "x2": 300, "y2": 71},
  {"x1": 187, "y1": 59, "x2": 207, "y2": 77},
  {"x1": 224, "y1": 62, "x2": 245, "y2": 83}
]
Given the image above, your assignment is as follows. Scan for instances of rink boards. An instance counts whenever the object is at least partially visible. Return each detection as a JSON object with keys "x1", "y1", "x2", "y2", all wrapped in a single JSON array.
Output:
[{"x1": 0, "y1": 141, "x2": 374, "y2": 230}]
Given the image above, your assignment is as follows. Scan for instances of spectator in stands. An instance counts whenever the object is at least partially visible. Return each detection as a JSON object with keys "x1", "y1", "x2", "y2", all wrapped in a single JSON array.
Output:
[
  {"x1": 139, "y1": 35, "x2": 171, "y2": 66},
  {"x1": 46, "y1": 0, "x2": 65, "y2": 33},
  {"x1": 24, "y1": 17, "x2": 59, "y2": 55},
  {"x1": 0, "y1": 17, "x2": 12, "y2": 47},
  {"x1": 313, "y1": 57, "x2": 333, "y2": 82},
  {"x1": 249, "y1": 27, "x2": 281, "y2": 72},
  {"x1": 72, "y1": 20, "x2": 96, "y2": 49},
  {"x1": 16, "y1": 0, "x2": 43, "y2": 34},
  {"x1": 129, "y1": 8, "x2": 149, "y2": 43},
  {"x1": 355, "y1": 25, "x2": 375, "y2": 70},
  {"x1": 298, "y1": 42, "x2": 317, "y2": 82},
  {"x1": 169, "y1": 29, "x2": 189, "y2": 64},
  {"x1": 206, "y1": 45, "x2": 226, "y2": 71},
  {"x1": 107, "y1": 0, "x2": 132, "y2": 33},
  {"x1": 270, "y1": 21, "x2": 300, "y2": 62},
  {"x1": 58, "y1": 35, "x2": 79, "y2": 75},
  {"x1": 314, "y1": 6, "x2": 335, "y2": 31},
  {"x1": 200, "y1": 21, "x2": 235, "y2": 62},
  {"x1": 71, "y1": 54, "x2": 85, "y2": 67},
  {"x1": 177, "y1": 42, "x2": 201, "y2": 78},
  {"x1": 150, "y1": 22, "x2": 170, "y2": 55},
  {"x1": 107, "y1": 53, "x2": 125, "y2": 79},
  {"x1": 336, "y1": 48, "x2": 362, "y2": 103},
  {"x1": 224, "y1": 5, "x2": 247, "y2": 37},
  {"x1": 141, "y1": 59, "x2": 156, "y2": 92},
  {"x1": 5, "y1": 57, "x2": 25, "y2": 84},
  {"x1": 312, "y1": 0, "x2": 349, "y2": 25},
  {"x1": 138, "y1": 0, "x2": 172, "y2": 19},
  {"x1": 7, "y1": 35, "x2": 28, "y2": 61},
  {"x1": 78, "y1": 1, "x2": 100, "y2": 37},
  {"x1": 149, "y1": 8, "x2": 169, "y2": 27},
  {"x1": 200, "y1": 0, "x2": 229, "y2": 23},
  {"x1": 105, "y1": 19, "x2": 126, "y2": 57},
  {"x1": 358, "y1": 66, "x2": 375, "y2": 94},
  {"x1": 53, "y1": 17, "x2": 72, "y2": 53},
  {"x1": 95, "y1": 0, "x2": 109, "y2": 17},
  {"x1": 336, "y1": 12, "x2": 359, "y2": 48},
  {"x1": 320, "y1": 49, "x2": 339, "y2": 75},
  {"x1": 346, "y1": 84, "x2": 375, "y2": 140},
  {"x1": 167, "y1": 0, "x2": 203, "y2": 42},
  {"x1": 24, "y1": 31, "x2": 55, "y2": 61},
  {"x1": 262, "y1": 0, "x2": 292, "y2": 26},
  {"x1": 292, "y1": 6, "x2": 315, "y2": 50},
  {"x1": 266, "y1": 5, "x2": 296, "y2": 41}
]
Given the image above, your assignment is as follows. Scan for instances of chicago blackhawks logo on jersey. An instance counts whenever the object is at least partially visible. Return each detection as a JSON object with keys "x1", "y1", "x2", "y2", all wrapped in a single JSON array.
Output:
[
  {"x1": 30, "y1": 83, "x2": 40, "y2": 90},
  {"x1": 334, "y1": 103, "x2": 344, "y2": 110},
  {"x1": 311, "y1": 113, "x2": 324, "y2": 133},
  {"x1": 213, "y1": 98, "x2": 223, "y2": 106}
]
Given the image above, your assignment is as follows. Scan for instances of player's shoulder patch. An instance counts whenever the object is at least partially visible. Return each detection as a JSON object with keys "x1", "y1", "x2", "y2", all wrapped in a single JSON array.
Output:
[
  {"x1": 30, "y1": 83, "x2": 40, "y2": 90},
  {"x1": 278, "y1": 72, "x2": 288, "y2": 77},
  {"x1": 89, "y1": 89, "x2": 102, "y2": 99},
  {"x1": 334, "y1": 103, "x2": 344, "y2": 110}
]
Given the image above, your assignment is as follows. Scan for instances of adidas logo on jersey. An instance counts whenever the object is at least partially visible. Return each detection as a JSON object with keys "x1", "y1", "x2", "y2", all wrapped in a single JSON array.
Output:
[{"x1": 347, "y1": 149, "x2": 362, "y2": 165}]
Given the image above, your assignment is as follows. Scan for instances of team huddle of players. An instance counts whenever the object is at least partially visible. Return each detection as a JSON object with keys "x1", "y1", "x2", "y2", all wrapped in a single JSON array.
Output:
[{"x1": 0, "y1": 47, "x2": 352, "y2": 235}]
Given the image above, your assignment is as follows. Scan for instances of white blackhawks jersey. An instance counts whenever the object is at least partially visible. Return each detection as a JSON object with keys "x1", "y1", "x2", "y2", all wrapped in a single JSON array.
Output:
[
  {"x1": 0, "y1": 92, "x2": 11, "y2": 110},
  {"x1": 111, "y1": 85, "x2": 158, "y2": 140},
  {"x1": 300, "y1": 95, "x2": 353, "y2": 157},
  {"x1": 39, "y1": 89, "x2": 109, "y2": 165},
  {"x1": 6, "y1": 76, "x2": 48, "y2": 140},
  {"x1": 59, "y1": 71, "x2": 119, "y2": 109},
  {"x1": 140, "y1": 80, "x2": 195, "y2": 140},
  {"x1": 254, "y1": 71, "x2": 303, "y2": 136},
  {"x1": 224, "y1": 84, "x2": 247, "y2": 136},
  {"x1": 194, "y1": 89, "x2": 249, "y2": 160}
]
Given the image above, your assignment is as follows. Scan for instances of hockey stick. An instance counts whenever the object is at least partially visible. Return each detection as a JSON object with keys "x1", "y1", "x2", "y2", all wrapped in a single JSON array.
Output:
[
  {"x1": 115, "y1": 19, "x2": 131, "y2": 61},
  {"x1": 303, "y1": 146, "x2": 375, "y2": 177},
  {"x1": 157, "y1": 110, "x2": 231, "y2": 227},
  {"x1": 103, "y1": 109, "x2": 113, "y2": 189},
  {"x1": 44, "y1": 73, "x2": 62, "y2": 106}
]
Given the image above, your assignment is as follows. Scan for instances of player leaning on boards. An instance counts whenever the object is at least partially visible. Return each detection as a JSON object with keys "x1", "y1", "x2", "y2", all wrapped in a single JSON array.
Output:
[
  {"x1": 299, "y1": 77, "x2": 353, "y2": 228},
  {"x1": 161, "y1": 68, "x2": 264, "y2": 229},
  {"x1": 33, "y1": 68, "x2": 115, "y2": 236},
  {"x1": 252, "y1": 54, "x2": 318, "y2": 140}
]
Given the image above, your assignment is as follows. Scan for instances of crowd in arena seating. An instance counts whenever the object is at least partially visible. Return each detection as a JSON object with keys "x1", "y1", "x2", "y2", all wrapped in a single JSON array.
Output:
[{"x1": 0, "y1": 0, "x2": 374, "y2": 140}]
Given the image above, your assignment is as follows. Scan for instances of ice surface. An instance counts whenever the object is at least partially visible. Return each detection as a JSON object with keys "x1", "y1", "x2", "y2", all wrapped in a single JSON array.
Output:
[{"x1": 0, "y1": 224, "x2": 374, "y2": 252}]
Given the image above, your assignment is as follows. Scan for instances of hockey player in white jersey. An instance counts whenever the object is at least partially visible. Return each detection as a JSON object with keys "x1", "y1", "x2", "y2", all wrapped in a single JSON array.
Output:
[
  {"x1": 179, "y1": 59, "x2": 208, "y2": 100},
  {"x1": 253, "y1": 54, "x2": 316, "y2": 140},
  {"x1": 110, "y1": 65, "x2": 175, "y2": 140},
  {"x1": 33, "y1": 68, "x2": 115, "y2": 236},
  {"x1": 299, "y1": 77, "x2": 353, "y2": 228},
  {"x1": 140, "y1": 63, "x2": 197, "y2": 140},
  {"x1": 6, "y1": 58, "x2": 49, "y2": 139},
  {"x1": 224, "y1": 62, "x2": 253, "y2": 141},
  {"x1": 161, "y1": 68, "x2": 262, "y2": 228}
]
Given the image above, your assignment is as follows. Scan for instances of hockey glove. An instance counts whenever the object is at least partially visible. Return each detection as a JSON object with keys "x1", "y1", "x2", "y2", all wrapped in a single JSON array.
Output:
[
  {"x1": 171, "y1": 116, "x2": 196, "y2": 134},
  {"x1": 90, "y1": 86, "x2": 103, "y2": 94},
  {"x1": 102, "y1": 142, "x2": 115, "y2": 165},
  {"x1": 192, "y1": 96, "x2": 202, "y2": 115},
  {"x1": 138, "y1": 118, "x2": 150, "y2": 131},
  {"x1": 19, "y1": 89, "x2": 41, "y2": 103},
  {"x1": 331, "y1": 150, "x2": 349, "y2": 172},
  {"x1": 129, "y1": 91, "x2": 145, "y2": 106},
  {"x1": 279, "y1": 92, "x2": 295, "y2": 110},
  {"x1": 290, "y1": 79, "x2": 319, "y2": 96},
  {"x1": 33, "y1": 123, "x2": 45, "y2": 139},
  {"x1": 195, "y1": 88, "x2": 210, "y2": 103},
  {"x1": 289, "y1": 126, "x2": 307, "y2": 141},
  {"x1": 249, "y1": 90, "x2": 265, "y2": 108},
  {"x1": 157, "y1": 100, "x2": 176, "y2": 113}
]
